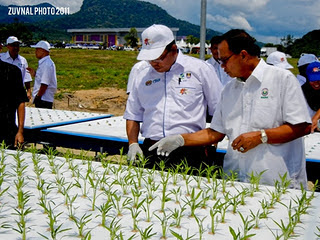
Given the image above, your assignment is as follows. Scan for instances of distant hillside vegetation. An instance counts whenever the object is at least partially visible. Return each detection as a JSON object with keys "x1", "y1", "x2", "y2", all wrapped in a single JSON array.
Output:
[{"x1": 0, "y1": 0, "x2": 221, "y2": 40}]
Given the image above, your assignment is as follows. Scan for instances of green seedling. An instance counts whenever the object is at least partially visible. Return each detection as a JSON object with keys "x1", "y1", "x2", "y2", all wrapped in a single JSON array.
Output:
[
  {"x1": 104, "y1": 217, "x2": 121, "y2": 240},
  {"x1": 183, "y1": 187, "x2": 202, "y2": 218},
  {"x1": 71, "y1": 213, "x2": 92, "y2": 239},
  {"x1": 111, "y1": 192, "x2": 132, "y2": 217},
  {"x1": 138, "y1": 224, "x2": 157, "y2": 240},
  {"x1": 209, "y1": 201, "x2": 220, "y2": 235},
  {"x1": 248, "y1": 170, "x2": 267, "y2": 196},
  {"x1": 169, "y1": 204, "x2": 186, "y2": 228},
  {"x1": 97, "y1": 202, "x2": 112, "y2": 227},
  {"x1": 170, "y1": 229, "x2": 195, "y2": 240},
  {"x1": 142, "y1": 195, "x2": 155, "y2": 222},
  {"x1": 170, "y1": 186, "x2": 181, "y2": 204},
  {"x1": 278, "y1": 172, "x2": 291, "y2": 194},
  {"x1": 160, "y1": 171, "x2": 171, "y2": 212},
  {"x1": 194, "y1": 215, "x2": 206, "y2": 240},
  {"x1": 126, "y1": 199, "x2": 144, "y2": 232},
  {"x1": 155, "y1": 212, "x2": 170, "y2": 239}
]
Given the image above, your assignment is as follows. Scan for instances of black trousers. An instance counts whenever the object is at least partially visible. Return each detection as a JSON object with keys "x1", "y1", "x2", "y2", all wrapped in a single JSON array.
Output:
[
  {"x1": 34, "y1": 98, "x2": 53, "y2": 109},
  {"x1": 141, "y1": 138, "x2": 217, "y2": 175}
]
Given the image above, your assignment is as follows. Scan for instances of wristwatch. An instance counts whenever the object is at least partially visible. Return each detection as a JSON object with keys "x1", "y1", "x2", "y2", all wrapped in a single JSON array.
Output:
[{"x1": 260, "y1": 129, "x2": 268, "y2": 143}]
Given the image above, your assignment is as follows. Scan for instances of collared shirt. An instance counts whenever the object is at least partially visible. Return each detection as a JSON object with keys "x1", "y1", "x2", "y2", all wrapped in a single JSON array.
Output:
[
  {"x1": 0, "y1": 51, "x2": 32, "y2": 84},
  {"x1": 32, "y1": 55, "x2": 57, "y2": 103},
  {"x1": 211, "y1": 59, "x2": 311, "y2": 188},
  {"x1": 206, "y1": 56, "x2": 234, "y2": 87},
  {"x1": 126, "y1": 60, "x2": 149, "y2": 94},
  {"x1": 124, "y1": 51, "x2": 223, "y2": 140}
]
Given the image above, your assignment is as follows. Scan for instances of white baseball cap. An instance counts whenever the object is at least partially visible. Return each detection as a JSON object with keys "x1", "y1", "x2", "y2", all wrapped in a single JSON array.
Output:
[
  {"x1": 31, "y1": 40, "x2": 50, "y2": 52},
  {"x1": 266, "y1": 51, "x2": 293, "y2": 69},
  {"x1": 137, "y1": 24, "x2": 175, "y2": 61},
  {"x1": 6, "y1": 36, "x2": 21, "y2": 45},
  {"x1": 297, "y1": 53, "x2": 319, "y2": 67}
]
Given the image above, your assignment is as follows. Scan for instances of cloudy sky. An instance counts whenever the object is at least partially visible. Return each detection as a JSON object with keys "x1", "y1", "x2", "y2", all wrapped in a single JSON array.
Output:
[{"x1": 2, "y1": 0, "x2": 320, "y2": 43}]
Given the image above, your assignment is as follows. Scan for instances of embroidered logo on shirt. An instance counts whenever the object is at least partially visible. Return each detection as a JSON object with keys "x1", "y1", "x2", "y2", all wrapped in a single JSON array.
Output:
[
  {"x1": 261, "y1": 88, "x2": 269, "y2": 99},
  {"x1": 180, "y1": 88, "x2": 187, "y2": 95},
  {"x1": 179, "y1": 73, "x2": 185, "y2": 79},
  {"x1": 145, "y1": 78, "x2": 160, "y2": 86},
  {"x1": 186, "y1": 72, "x2": 191, "y2": 78}
]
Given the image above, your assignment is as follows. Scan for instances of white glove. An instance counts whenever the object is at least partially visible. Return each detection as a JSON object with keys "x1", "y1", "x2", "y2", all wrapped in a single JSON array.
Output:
[
  {"x1": 127, "y1": 143, "x2": 143, "y2": 162},
  {"x1": 148, "y1": 135, "x2": 185, "y2": 156}
]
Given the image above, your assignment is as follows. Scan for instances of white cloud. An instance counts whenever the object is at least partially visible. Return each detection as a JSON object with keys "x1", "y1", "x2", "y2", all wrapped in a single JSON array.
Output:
[
  {"x1": 211, "y1": 0, "x2": 269, "y2": 12},
  {"x1": 207, "y1": 13, "x2": 253, "y2": 31}
]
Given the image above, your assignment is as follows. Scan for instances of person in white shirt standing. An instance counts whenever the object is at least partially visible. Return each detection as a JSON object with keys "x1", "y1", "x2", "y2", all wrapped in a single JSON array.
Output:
[
  {"x1": 27, "y1": 40, "x2": 57, "y2": 109},
  {"x1": 0, "y1": 36, "x2": 33, "y2": 100},
  {"x1": 124, "y1": 24, "x2": 222, "y2": 171},
  {"x1": 150, "y1": 29, "x2": 311, "y2": 188},
  {"x1": 206, "y1": 35, "x2": 234, "y2": 87}
]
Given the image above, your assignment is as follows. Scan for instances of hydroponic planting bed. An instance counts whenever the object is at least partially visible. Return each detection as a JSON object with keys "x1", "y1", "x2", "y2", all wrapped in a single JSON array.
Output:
[
  {"x1": 22, "y1": 107, "x2": 112, "y2": 129},
  {"x1": 43, "y1": 116, "x2": 144, "y2": 143},
  {"x1": 0, "y1": 148, "x2": 319, "y2": 240}
]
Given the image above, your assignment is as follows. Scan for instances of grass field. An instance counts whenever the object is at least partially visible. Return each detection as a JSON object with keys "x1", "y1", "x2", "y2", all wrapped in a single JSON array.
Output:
[{"x1": 5, "y1": 47, "x2": 300, "y2": 92}]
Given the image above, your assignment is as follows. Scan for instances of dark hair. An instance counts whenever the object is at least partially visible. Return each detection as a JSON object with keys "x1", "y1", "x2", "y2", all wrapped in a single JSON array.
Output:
[
  {"x1": 221, "y1": 29, "x2": 260, "y2": 57},
  {"x1": 210, "y1": 36, "x2": 222, "y2": 46}
]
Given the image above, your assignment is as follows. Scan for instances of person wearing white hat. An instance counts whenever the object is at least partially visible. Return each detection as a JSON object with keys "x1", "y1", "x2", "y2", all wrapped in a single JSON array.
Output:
[
  {"x1": 27, "y1": 40, "x2": 57, "y2": 109},
  {"x1": 296, "y1": 53, "x2": 320, "y2": 86},
  {"x1": 0, "y1": 36, "x2": 33, "y2": 100},
  {"x1": 124, "y1": 24, "x2": 223, "y2": 170},
  {"x1": 266, "y1": 51, "x2": 293, "y2": 69}
]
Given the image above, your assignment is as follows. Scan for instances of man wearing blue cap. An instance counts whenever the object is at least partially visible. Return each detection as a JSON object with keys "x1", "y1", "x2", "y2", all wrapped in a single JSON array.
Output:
[{"x1": 303, "y1": 61, "x2": 320, "y2": 132}]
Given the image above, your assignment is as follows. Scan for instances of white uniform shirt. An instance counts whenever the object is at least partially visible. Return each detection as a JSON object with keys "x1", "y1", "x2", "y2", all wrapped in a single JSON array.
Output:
[
  {"x1": 206, "y1": 56, "x2": 234, "y2": 86},
  {"x1": 126, "y1": 61, "x2": 149, "y2": 94},
  {"x1": 32, "y1": 55, "x2": 57, "y2": 103},
  {"x1": 0, "y1": 51, "x2": 32, "y2": 84},
  {"x1": 211, "y1": 59, "x2": 311, "y2": 188},
  {"x1": 124, "y1": 51, "x2": 223, "y2": 140},
  {"x1": 296, "y1": 74, "x2": 316, "y2": 117}
]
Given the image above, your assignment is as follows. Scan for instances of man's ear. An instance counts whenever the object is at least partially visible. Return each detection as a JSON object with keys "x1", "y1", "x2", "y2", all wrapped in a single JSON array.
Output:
[{"x1": 240, "y1": 50, "x2": 248, "y2": 59}]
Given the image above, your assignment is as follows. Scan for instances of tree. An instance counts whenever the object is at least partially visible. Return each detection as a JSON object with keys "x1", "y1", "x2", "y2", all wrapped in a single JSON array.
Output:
[
  {"x1": 186, "y1": 35, "x2": 200, "y2": 45},
  {"x1": 280, "y1": 34, "x2": 295, "y2": 48},
  {"x1": 124, "y1": 27, "x2": 138, "y2": 48}
]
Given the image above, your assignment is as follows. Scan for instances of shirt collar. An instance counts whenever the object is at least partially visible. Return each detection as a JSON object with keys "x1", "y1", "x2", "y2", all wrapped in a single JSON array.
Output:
[
  {"x1": 236, "y1": 58, "x2": 265, "y2": 83},
  {"x1": 3, "y1": 51, "x2": 21, "y2": 61},
  {"x1": 39, "y1": 55, "x2": 50, "y2": 64}
]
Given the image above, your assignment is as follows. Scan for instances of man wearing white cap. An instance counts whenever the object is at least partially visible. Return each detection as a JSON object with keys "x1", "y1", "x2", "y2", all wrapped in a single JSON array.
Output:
[
  {"x1": 0, "y1": 36, "x2": 33, "y2": 100},
  {"x1": 124, "y1": 24, "x2": 222, "y2": 170},
  {"x1": 296, "y1": 53, "x2": 320, "y2": 86},
  {"x1": 266, "y1": 51, "x2": 293, "y2": 70},
  {"x1": 27, "y1": 40, "x2": 57, "y2": 109}
]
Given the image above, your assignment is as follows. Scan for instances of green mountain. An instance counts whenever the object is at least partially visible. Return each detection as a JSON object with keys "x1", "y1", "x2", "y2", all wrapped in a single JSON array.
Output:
[{"x1": 0, "y1": 0, "x2": 221, "y2": 40}]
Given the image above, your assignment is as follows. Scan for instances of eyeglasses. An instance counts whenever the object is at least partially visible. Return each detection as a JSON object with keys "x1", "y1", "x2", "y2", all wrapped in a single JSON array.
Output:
[
  {"x1": 219, "y1": 53, "x2": 234, "y2": 65},
  {"x1": 149, "y1": 49, "x2": 171, "y2": 63}
]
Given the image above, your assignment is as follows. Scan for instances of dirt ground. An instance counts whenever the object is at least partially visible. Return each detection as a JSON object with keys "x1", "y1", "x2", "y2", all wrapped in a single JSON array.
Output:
[{"x1": 27, "y1": 87, "x2": 128, "y2": 116}]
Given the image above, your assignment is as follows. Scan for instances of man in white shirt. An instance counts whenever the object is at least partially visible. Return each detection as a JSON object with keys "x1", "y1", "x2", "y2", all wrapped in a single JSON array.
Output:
[
  {"x1": 206, "y1": 36, "x2": 234, "y2": 87},
  {"x1": 27, "y1": 40, "x2": 57, "y2": 109},
  {"x1": 150, "y1": 29, "x2": 311, "y2": 188},
  {"x1": 0, "y1": 36, "x2": 33, "y2": 99},
  {"x1": 124, "y1": 24, "x2": 223, "y2": 170},
  {"x1": 126, "y1": 60, "x2": 149, "y2": 94}
]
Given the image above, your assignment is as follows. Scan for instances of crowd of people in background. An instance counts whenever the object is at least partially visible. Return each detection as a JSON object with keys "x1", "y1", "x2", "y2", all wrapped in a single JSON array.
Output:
[
  {"x1": 0, "y1": 36, "x2": 57, "y2": 149},
  {"x1": 1, "y1": 25, "x2": 320, "y2": 189}
]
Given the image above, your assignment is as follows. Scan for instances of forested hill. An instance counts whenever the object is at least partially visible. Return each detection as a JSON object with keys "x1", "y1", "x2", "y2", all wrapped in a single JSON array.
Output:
[{"x1": 0, "y1": 0, "x2": 221, "y2": 39}]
